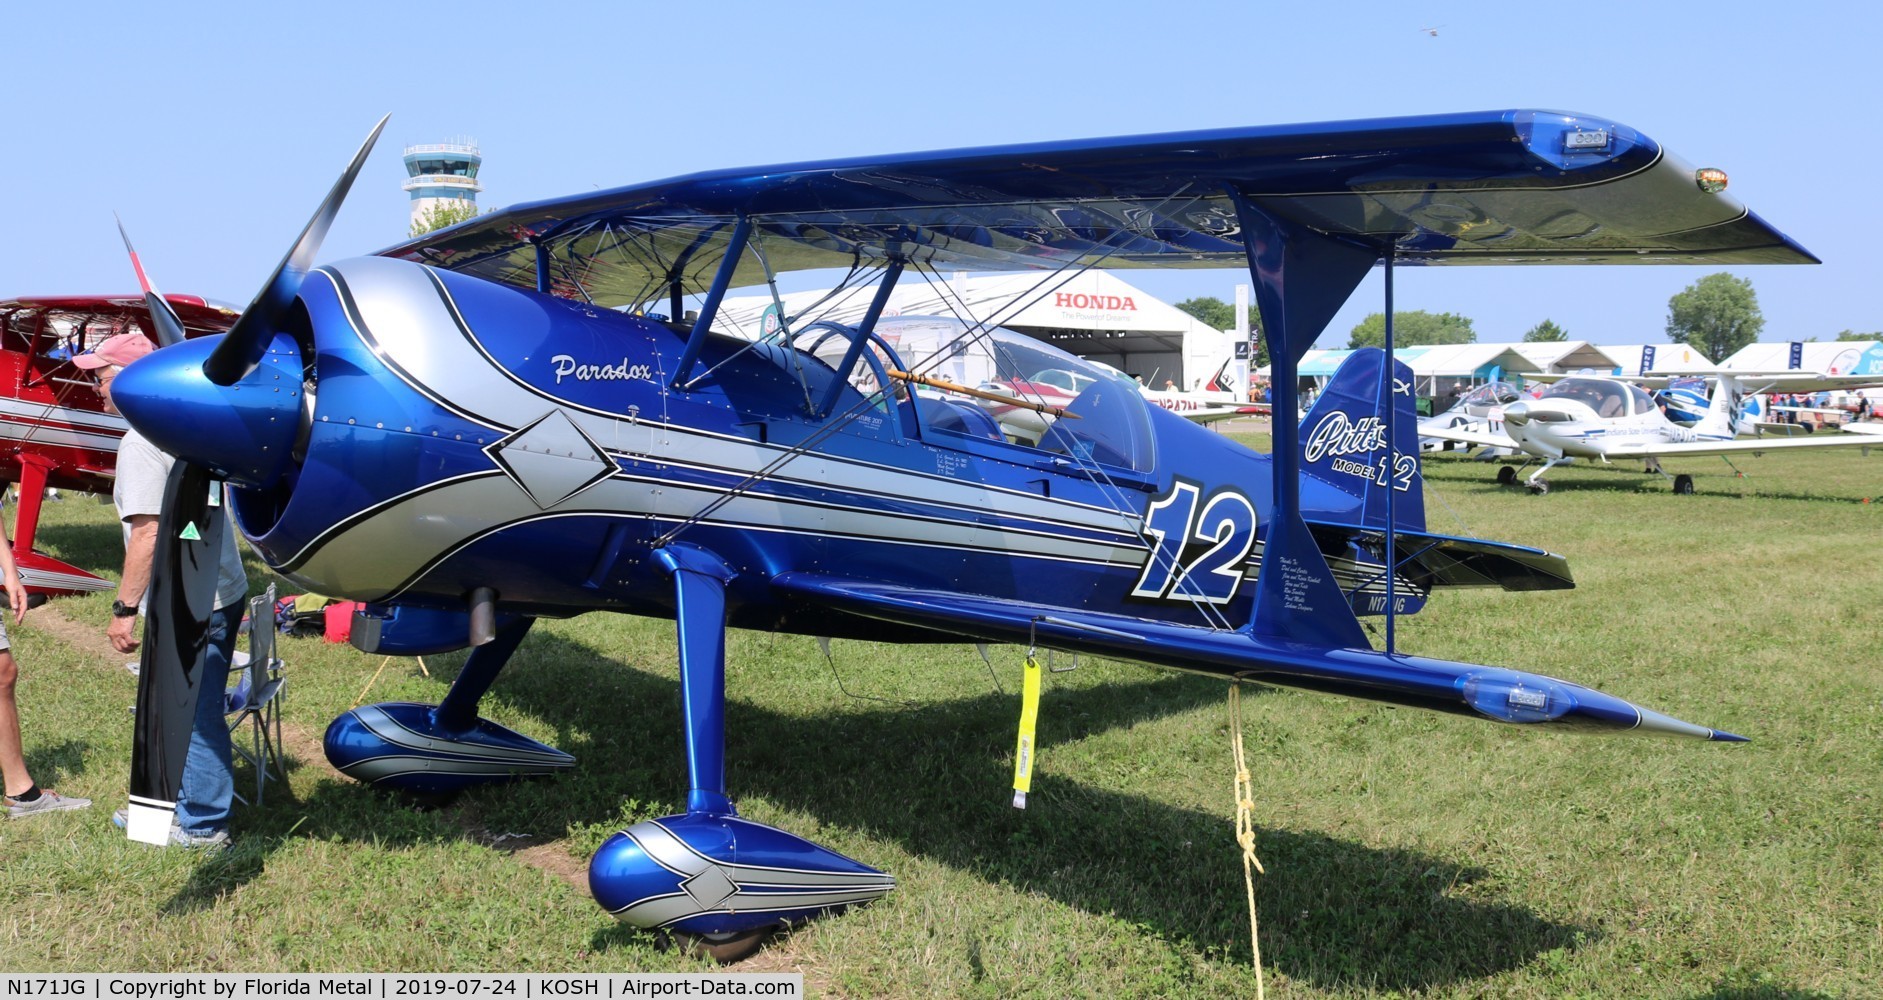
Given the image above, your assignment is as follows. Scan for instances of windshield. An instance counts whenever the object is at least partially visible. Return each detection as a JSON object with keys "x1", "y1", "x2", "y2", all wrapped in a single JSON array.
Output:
[
  {"x1": 767, "y1": 313, "x2": 1156, "y2": 473},
  {"x1": 1460, "y1": 381, "x2": 1523, "y2": 409},
  {"x1": 879, "y1": 316, "x2": 1156, "y2": 472},
  {"x1": 1540, "y1": 377, "x2": 1633, "y2": 418}
]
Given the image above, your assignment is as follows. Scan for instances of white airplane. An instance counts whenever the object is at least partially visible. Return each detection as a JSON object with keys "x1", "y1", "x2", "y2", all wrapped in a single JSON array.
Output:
[
  {"x1": 1422, "y1": 372, "x2": 1882, "y2": 494},
  {"x1": 1102, "y1": 358, "x2": 1266, "y2": 425},
  {"x1": 1418, "y1": 380, "x2": 1526, "y2": 455}
]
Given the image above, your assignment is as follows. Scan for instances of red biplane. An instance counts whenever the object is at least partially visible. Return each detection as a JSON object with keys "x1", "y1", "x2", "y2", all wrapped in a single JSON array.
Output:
[{"x1": 0, "y1": 292, "x2": 236, "y2": 599}]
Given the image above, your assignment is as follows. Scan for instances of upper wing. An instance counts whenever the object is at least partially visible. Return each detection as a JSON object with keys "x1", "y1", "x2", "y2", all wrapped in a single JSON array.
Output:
[
  {"x1": 1601, "y1": 428, "x2": 1882, "y2": 458},
  {"x1": 1518, "y1": 371, "x2": 1679, "y2": 388},
  {"x1": 0, "y1": 296, "x2": 240, "y2": 337},
  {"x1": 1717, "y1": 372, "x2": 1883, "y2": 394},
  {"x1": 381, "y1": 110, "x2": 1814, "y2": 309}
]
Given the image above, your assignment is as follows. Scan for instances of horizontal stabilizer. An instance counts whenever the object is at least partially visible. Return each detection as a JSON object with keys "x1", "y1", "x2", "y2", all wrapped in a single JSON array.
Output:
[{"x1": 1306, "y1": 522, "x2": 1574, "y2": 592}]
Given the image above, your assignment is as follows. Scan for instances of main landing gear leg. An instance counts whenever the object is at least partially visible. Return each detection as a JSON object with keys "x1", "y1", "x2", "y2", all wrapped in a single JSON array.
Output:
[
  {"x1": 435, "y1": 618, "x2": 535, "y2": 733},
  {"x1": 1525, "y1": 458, "x2": 1568, "y2": 495},
  {"x1": 588, "y1": 544, "x2": 895, "y2": 962},
  {"x1": 1495, "y1": 458, "x2": 1536, "y2": 486},
  {"x1": 661, "y1": 545, "x2": 737, "y2": 817}
]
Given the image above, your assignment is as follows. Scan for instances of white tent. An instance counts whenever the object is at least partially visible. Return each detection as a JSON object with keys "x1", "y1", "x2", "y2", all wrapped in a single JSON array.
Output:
[
  {"x1": 1286, "y1": 343, "x2": 1535, "y2": 395},
  {"x1": 1718, "y1": 340, "x2": 1883, "y2": 376},
  {"x1": 716, "y1": 271, "x2": 1228, "y2": 388},
  {"x1": 1607, "y1": 343, "x2": 1717, "y2": 375},
  {"x1": 1515, "y1": 340, "x2": 1624, "y2": 374}
]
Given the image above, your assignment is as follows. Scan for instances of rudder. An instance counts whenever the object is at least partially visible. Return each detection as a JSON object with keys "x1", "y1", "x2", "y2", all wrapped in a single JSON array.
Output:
[{"x1": 1299, "y1": 348, "x2": 1426, "y2": 535}]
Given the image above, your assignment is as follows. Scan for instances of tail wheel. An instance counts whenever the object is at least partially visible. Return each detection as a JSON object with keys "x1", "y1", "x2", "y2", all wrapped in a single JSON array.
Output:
[
  {"x1": 1526, "y1": 480, "x2": 1549, "y2": 496},
  {"x1": 1673, "y1": 474, "x2": 1695, "y2": 495},
  {"x1": 1496, "y1": 465, "x2": 1517, "y2": 485}
]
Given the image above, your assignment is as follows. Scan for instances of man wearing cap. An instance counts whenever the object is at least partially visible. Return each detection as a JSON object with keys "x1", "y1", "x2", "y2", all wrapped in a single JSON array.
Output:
[{"x1": 82, "y1": 333, "x2": 248, "y2": 848}]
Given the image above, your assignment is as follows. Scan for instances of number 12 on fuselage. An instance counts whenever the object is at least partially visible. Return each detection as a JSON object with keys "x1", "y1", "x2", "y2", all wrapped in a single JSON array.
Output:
[{"x1": 1130, "y1": 481, "x2": 1257, "y2": 605}]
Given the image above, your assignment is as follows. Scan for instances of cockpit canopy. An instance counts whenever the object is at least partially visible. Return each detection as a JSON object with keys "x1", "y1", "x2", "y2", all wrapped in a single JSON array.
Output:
[
  {"x1": 781, "y1": 315, "x2": 1157, "y2": 473},
  {"x1": 1539, "y1": 377, "x2": 1656, "y2": 418},
  {"x1": 1458, "y1": 381, "x2": 1524, "y2": 410}
]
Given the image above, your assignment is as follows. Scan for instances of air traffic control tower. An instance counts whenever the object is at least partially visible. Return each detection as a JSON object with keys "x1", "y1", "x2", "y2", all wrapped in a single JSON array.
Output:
[{"x1": 402, "y1": 140, "x2": 482, "y2": 231}]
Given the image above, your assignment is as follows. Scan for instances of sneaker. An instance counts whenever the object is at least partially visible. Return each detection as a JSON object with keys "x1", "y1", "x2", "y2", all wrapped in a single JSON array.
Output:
[
  {"x1": 114, "y1": 808, "x2": 227, "y2": 850},
  {"x1": 6, "y1": 790, "x2": 93, "y2": 819},
  {"x1": 169, "y1": 825, "x2": 229, "y2": 850}
]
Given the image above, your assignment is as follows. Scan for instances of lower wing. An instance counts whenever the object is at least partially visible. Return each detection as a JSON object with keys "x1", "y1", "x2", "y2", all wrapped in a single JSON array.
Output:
[
  {"x1": 1603, "y1": 429, "x2": 1880, "y2": 459},
  {"x1": 770, "y1": 572, "x2": 1739, "y2": 741}
]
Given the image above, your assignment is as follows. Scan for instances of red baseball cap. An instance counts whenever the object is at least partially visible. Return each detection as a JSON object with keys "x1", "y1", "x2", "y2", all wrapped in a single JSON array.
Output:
[{"x1": 73, "y1": 333, "x2": 157, "y2": 370}]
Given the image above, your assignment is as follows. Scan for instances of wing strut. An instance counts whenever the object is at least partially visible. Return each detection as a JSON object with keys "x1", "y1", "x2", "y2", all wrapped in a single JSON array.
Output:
[
  {"x1": 1231, "y1": 193, "x2": 1376, "y2": 649},
  {"x1": 1382, "y1": 251, "x2": 1399, "y2": 653},
  {"x1": 670, "y1": 216, "x2": 752, "y2": 389},
  {"x1": 815, "y1": 258, "x2": 905, "y2": 417}
]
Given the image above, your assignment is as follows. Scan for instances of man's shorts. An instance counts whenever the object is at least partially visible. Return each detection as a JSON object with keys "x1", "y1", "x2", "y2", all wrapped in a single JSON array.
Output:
[{"x1": 0, "y1": 615, "x2": 11, "y2": 652}]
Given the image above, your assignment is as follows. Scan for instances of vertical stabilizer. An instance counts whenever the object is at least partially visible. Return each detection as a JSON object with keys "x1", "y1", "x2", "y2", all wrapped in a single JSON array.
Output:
[
  {"x1": 1700, "y1": 374, "x2": 1745, "y2": 438},
  {"x1": 1299, "y1": 349, "x2": 1427, "y2": 535}
]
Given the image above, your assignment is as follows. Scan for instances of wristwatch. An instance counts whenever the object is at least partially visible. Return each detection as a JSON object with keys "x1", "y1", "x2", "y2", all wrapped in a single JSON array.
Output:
[{"x1": 110, "y1": 599, "x2": 139, "y2": 619}]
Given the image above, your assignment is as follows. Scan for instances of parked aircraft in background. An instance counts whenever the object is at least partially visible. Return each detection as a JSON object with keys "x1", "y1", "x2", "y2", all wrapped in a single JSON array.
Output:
[
  {"x1": 1423, "y1": 372, "x2": 1880, "y2": 493},
  {"x1": 1141, "y1": 358, "x2": 1270, "y2": 423},
  {"x1": 1418, "y1": 380, "x2": 1525, "y2": 454},
  {"x1": 114, "y1": 111, "x2": 1800, "y2": 959}
]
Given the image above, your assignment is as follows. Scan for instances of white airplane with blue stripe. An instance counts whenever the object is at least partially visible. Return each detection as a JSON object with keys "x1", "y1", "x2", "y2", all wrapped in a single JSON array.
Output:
[{"x1": 1423, "y1": 370, "x2": 1882, "y2": 494}]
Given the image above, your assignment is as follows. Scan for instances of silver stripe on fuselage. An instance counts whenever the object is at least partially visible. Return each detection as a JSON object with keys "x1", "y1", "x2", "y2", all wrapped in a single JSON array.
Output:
[
  {"x1": 308, "y1": 258, "x2": 1419, "y2": 607},
  {"x1": 286, "y1": 260, "x2": 1157, "y2": 594},
  {"x1": 327, "y1": 258, "x2": 1144, "y2": 527}
]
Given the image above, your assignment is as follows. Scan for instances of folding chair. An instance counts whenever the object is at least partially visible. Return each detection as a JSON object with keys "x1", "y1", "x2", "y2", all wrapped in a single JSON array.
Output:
[{"x1": 228, "y1": 584, "x2": 287, "y2": 806}]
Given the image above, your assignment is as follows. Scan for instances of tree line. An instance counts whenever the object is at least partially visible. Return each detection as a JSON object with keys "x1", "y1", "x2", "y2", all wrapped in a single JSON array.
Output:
[{"x1": 1174, "y1": 273, "x2": 1878, "y2": 362}]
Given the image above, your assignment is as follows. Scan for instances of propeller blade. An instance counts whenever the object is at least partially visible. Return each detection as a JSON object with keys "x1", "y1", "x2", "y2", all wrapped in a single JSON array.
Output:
[
  {"x1": 115, "y1": 213, "x2": 187, "y2": 348},
  {"x1": 125, "y1": 462, "x2": 228, "y2": 844},
  {"x1": 202, "y1": 113, "x2": 389, "y2": 386}
]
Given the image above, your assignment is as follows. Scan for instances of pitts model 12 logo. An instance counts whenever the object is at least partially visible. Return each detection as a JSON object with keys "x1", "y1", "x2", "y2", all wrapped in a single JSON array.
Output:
[{"x1": 1303, "y1": 413, "x2": 1388, "y2": 462}]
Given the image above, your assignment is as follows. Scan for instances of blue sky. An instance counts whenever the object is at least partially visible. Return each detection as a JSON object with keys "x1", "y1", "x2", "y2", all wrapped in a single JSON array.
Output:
[{"x1": 4, "y1": 1, "x2": 1876, "y2": 351}]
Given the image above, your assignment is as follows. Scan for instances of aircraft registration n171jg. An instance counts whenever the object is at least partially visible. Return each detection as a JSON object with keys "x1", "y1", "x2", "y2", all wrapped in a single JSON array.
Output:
[{"x1": 108, "y1": 110, "x2": 1812, "y2": 959}]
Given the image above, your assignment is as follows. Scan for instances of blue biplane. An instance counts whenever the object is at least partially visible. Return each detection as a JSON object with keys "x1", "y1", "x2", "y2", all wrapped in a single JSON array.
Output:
[{"x1": 112, "y1": 110, "x2": 1811, "y2": 958}]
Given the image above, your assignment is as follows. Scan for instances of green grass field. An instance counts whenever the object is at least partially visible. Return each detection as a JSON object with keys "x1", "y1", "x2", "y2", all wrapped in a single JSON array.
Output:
[{"x1": 2, "y1": 428, "x2": 1879, "y2": 997}]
